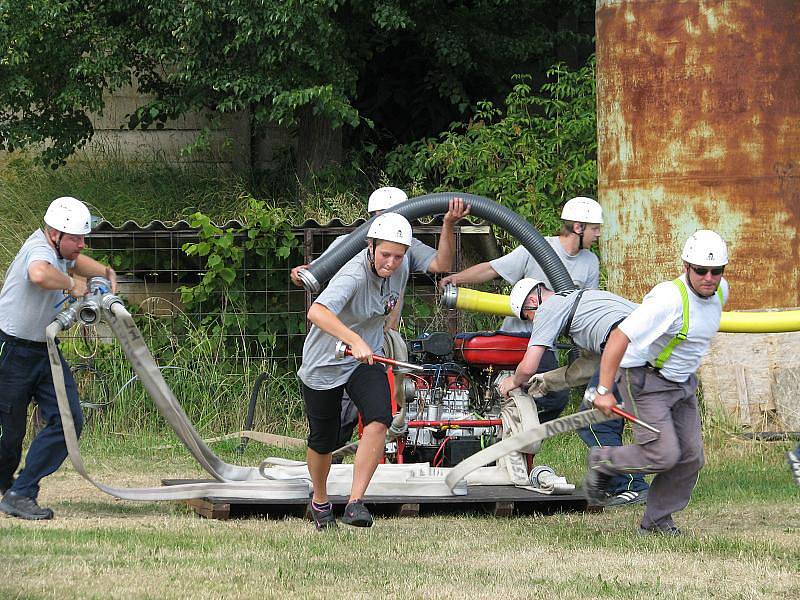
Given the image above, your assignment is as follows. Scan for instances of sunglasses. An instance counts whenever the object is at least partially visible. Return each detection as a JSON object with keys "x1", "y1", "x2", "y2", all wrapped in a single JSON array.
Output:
[{"x1": 690, "y1": 265, "x2": 725, "y2": 276}]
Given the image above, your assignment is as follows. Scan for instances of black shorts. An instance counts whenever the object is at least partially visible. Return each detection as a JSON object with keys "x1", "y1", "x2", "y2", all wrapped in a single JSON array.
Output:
[{"x1": 302, "y1": 362, "x2": 393, "y2": 454}]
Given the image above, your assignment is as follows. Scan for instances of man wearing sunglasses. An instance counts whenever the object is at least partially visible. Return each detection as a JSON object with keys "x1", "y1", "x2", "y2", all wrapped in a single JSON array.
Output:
[
  {"x1": 497, "y1": 277, "x2": 650, "y2": 505},
  {"x1": 584, "y1": 230, "x2": 729, "y2": 536}
]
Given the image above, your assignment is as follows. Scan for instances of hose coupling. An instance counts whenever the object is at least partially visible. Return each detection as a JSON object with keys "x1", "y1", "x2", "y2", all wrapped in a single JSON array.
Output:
[
  {"x1": 297, "y1": 268, "x2": 320, "y2": 293},
  {"x1": 54, "y1": 304, "x2": 80, "y2": 329},
  {"x1": 440, "y1": 284, "x2": 458, "y2": 309}
]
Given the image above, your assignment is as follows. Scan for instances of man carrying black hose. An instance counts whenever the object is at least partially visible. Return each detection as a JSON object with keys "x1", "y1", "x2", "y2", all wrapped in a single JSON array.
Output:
[
  {"x1": 297, "y1": 212, "x2": 415, "y2": 530},
  {"x1": 0, "y1": 197, "x2": 117, "y2": 520}
]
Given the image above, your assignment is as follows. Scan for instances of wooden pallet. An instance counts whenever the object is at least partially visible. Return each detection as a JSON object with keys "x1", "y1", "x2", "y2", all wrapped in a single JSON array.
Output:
[{"x1": 162, "y1": 479, "x2": 590, "y2": 521}]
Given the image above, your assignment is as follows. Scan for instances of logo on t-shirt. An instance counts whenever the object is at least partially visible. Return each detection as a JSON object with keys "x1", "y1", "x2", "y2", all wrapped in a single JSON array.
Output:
[{"x1": 384, "y1": 292, "x2": 400, "y2": 315}]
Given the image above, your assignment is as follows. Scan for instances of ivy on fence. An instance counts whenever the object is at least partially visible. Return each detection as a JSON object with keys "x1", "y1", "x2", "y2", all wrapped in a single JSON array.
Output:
[{"x1": 178, "y1": 196, "x2": 304, "y2": 354}]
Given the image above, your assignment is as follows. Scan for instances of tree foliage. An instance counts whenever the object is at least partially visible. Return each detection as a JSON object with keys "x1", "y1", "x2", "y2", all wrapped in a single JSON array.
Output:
[
  {"x1": 0, "y1": 0, "x2": 593, "y2": 167},
  {"x1": 386, "y1": 57, "x2": 597, "y2": 240}
]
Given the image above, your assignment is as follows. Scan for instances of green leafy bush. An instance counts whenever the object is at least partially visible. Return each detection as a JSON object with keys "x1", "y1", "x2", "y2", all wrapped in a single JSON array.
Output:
[
  {"x1": 178, "y1": 197, "x2": 303, "y2": 353},
  {"x1": 386, "y1": 57, "x2": 597, "y2": 249}
]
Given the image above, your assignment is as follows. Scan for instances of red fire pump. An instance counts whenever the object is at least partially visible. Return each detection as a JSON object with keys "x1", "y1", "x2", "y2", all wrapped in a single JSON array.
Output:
[{"x1": 384, "y1": 330, "x2": 531, "y2": 467}]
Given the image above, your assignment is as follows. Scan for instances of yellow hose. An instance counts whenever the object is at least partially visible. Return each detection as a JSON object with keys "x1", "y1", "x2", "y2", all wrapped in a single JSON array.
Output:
[
  {"x1": 450, "y1": 287, "x2": 515, "y2": 317},
  {"x1": 718, "y1": 310, "x2": 800, "y2": 333},
  {"x1": 445, "y1": 287, "x2": 800, "y2": 333}
]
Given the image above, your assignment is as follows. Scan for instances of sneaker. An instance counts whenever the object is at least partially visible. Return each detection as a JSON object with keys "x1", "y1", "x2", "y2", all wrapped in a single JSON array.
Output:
[
  {"x1": 637, "y1": 523, "x2": 682, "y2": 537},
  {"x1": 0, "y1": 491, "x2": 54, "y2": 521},
  {"x1": 583, "y1": 454, "x2": 613, "y2": 507},
  {"x1": 310, "y1": 501, "x2": 337, "y2": 531},
  {"x1": 787, "y1": 449, "x2": 800, "y2": 486},
  {"x1": 606, "y1": 488, "x2": 649, "y2": 508},
  {"x1": 340, "y1": 499, "x2": 373, "y2": 527}
]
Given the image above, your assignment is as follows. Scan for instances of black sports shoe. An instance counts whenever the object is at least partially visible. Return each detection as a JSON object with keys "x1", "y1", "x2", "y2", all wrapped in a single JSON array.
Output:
[
  {"x1": 0, "y1": 491, "x2": 54, "y2": 520},
  {"x1": 310, "y1": 501, "x2": 337, "y2": 531},
  {"x1": 341, "y1": 499, "x2": 373, "y2": 527},
  {"x1": 605, "y1": 488, "x2": 648, "y2": 508},
  {"x1": 637, "y1": 523, "x2": 682, "y2": 537}
]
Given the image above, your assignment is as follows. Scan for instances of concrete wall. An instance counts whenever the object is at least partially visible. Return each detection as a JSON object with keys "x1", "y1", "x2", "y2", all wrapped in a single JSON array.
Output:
[{"x1": 2, "y1": 83, "x2": 295, "y2": 172}]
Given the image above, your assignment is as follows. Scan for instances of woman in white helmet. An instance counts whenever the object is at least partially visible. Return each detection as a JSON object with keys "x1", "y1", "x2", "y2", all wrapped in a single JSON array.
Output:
[
  {"x1": 585, "y1": 230, "x2": 729, "y2": 535},
  {"x1": 290, "y1": 188, "x2": 469, "y2": 454},
  {"x1": 296, "y1": 212, "x2": 414, "y2": 530},
  {"x1": 0, "y1": 197, "x2": 117, "y2": 521}
]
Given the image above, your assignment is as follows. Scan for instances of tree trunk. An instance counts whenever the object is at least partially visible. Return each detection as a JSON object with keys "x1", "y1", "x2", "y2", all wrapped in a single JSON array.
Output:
[{"x1": 296, "y1": 106, "x2": 342, "y2": 186}]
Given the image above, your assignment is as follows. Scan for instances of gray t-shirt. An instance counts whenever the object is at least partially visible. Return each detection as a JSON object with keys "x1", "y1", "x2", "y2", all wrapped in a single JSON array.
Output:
[
  {"x1": 490, "y1": 237, "x2": 600, "y2": 333},
  {"x1": 297, "y1": 248, "x2": 410, "y2": 389},
  {"x1": 528, "y1": 290, "x2": 638, "y2": 354},
  {"x1": 317, "y1": 234, "x2": 436, "y2": 274},
  {"x1": 0, "y1": 229, "x2": 75, "y2": 342}
]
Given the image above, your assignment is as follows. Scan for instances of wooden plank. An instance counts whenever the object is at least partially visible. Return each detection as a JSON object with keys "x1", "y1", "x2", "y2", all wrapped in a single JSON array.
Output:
[
  {"x1": 186, "y1": 498, "x2": 230, "y2": 520},
  {"x1": 493, "y1": 501, "x2": 514, "y2": 517},
  {"x1": 161, "y1": 478, "x2": 589, "y2": 521},
  {"x1": 399, "y1": 503, "x2": 420, "y2": 517}
]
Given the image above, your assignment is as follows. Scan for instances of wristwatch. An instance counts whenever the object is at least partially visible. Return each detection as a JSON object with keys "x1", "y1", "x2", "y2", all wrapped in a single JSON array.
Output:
[{"x1": 596, "y1": 385, "x2": 610, "y2": 396}]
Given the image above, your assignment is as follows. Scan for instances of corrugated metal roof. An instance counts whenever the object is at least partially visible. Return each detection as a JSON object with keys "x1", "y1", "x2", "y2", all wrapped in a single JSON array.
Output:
[{"x1": 92, "y1": 215, "x2": 456, "y2": 233}]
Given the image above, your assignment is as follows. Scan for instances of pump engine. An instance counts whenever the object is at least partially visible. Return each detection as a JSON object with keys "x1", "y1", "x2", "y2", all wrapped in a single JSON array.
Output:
[{"x1": 389, "y1": 330, "x2": 531, "y2": 467}]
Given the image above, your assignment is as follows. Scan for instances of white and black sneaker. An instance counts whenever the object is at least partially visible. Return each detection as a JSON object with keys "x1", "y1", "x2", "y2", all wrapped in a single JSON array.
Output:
[
  {"x1": 606, "y1": 489, "x2": 648, "y2": 508},
  {"x1": 788, "y1": 448, "x2": 800, "y2": 487}
]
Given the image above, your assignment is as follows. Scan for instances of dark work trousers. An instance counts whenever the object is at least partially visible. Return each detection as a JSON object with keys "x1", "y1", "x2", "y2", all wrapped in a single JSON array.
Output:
[
  {"x1": 0, "y1": 339, "x2": 83, "y2": 499},
  {"x1": 534, "y1": 349, "x2": 570, "y2": 423},
  {"x1": 591, "y1": 366, "x2": 703, "y2": 529},
  {"x1": 577, "y1": 371, "x2": 649, "y2": 495}
]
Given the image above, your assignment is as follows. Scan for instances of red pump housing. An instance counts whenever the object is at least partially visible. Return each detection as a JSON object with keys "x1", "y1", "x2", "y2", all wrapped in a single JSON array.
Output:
[{"x1": 453, "y1": 331, "x2": 529, "y2": 369}]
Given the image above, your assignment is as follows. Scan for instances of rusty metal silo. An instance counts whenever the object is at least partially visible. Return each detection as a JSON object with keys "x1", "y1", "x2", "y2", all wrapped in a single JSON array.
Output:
[{"x1": 596, "y1": 0, "x2": 800, "y2": 310}]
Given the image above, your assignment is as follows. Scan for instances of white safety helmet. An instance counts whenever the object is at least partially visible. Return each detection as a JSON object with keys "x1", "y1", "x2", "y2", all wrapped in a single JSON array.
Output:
[
  {"x1": 560, "y1": 196, "x2": 603, "y2": 224},
  {"x1": 368, "y1": 186, "x2": 408, "y2": 213},
  {"x1": 366, "y1": 212, "x2": 413, "y2": 247},
  {"x1": 44, "y1": 196, "x2": 92, "y2": 235},
  {"x1": 509, "y1": 278, "x2": 545, "y2": 319},
  {"x1": 681, "y1": 230, "x2": 728, "y2": 267}
]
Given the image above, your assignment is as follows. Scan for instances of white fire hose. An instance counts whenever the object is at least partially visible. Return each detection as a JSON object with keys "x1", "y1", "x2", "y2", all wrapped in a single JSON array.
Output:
[{"x1": 49, "y1": 279, "x2": 468, "y2": 501}]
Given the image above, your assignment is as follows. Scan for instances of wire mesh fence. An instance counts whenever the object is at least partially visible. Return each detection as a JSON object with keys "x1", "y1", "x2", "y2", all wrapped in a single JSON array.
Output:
[{"x1": 55, "y1": 221, "x2": 502, "y2": 431}]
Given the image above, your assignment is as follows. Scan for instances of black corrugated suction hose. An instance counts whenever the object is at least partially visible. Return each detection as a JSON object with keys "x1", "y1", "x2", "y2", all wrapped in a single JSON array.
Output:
[{"x1": 298, "y1": 192, "x2": 575, "y2": 294}]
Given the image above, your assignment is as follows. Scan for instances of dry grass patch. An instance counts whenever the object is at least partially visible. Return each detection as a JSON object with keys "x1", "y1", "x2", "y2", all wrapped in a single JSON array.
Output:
[{"x1": 3, "y1": 462, "x2": 798, "y2": 600}]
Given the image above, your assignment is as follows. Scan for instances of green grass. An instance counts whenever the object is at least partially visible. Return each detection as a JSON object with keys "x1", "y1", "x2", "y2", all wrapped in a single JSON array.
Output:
[{"x1": 2, "y1": 419, "x2": 798, "y2": 599}]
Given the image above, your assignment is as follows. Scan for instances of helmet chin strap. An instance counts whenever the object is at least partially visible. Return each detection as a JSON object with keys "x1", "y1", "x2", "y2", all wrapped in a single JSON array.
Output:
[
  {"x1": 368, "y1": 239, "x2": 380, "y2": 277},
  {"x1": 46, "y1": 227, "x2": 66, "y2": 260},
  {"x1": 575, "y1": 224, "x2": 585, "y2": 250}
]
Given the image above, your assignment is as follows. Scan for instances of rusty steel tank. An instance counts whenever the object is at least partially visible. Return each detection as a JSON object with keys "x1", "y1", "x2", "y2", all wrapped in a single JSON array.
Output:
[{"x1": 596, "y1": 0, "x2": 800, "y2": 309}]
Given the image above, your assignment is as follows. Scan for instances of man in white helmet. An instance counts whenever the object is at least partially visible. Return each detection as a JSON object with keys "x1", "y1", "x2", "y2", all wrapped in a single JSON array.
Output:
[
  {"x1": 0, "y1": 197, "x2": 117, "y2": 520},
  {"x1": 439, "y1": 196, "x2": 603, "y2": 422},
  {"x1": 497, "y1": 278, "x2": 650, "y2": 506},
  {"x1": 584, "y1": 230, "x2": 729, "y2": 535},
  {"x1": 297, "y1": 212, "x2": 414, "y2": 530}
]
